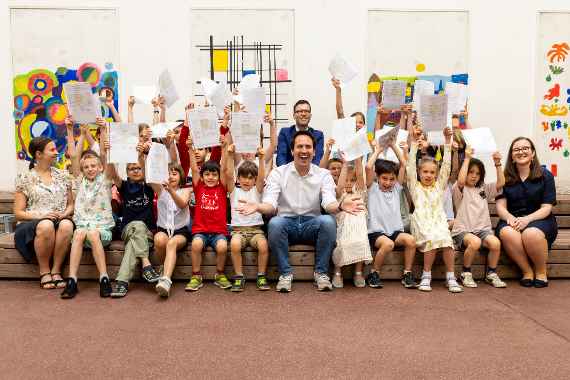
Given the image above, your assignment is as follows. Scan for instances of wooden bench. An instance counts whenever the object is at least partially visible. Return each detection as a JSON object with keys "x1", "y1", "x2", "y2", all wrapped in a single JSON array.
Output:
[{"x1": 0, "y1": 193, "x2": 569, "y2": 281}]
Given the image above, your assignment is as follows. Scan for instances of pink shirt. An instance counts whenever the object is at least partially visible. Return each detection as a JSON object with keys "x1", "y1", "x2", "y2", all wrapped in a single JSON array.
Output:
[{"x1": 451, "y1": 182, "x2": 499, "y2": 237}]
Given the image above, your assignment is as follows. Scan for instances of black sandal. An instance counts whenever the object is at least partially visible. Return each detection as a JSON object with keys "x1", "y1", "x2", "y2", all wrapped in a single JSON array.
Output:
[
  {"x1": 51, "y1": 272, "x2": 66, "y2": 289},
  {"x1": 39, "y1": 272, "x2": 55, "y2": 289},
  {"x1": 534, "y1": 279, "x2": 549, "y2": 288}
]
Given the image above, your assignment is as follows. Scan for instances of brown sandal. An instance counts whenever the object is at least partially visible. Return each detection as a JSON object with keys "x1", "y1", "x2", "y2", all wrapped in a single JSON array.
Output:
[
  {"x1": 50, "y1": 272, "x2": 66, "y2": 289},
  {"x1": 39, "y1": 272, "x2": 55, "y2": 289}
]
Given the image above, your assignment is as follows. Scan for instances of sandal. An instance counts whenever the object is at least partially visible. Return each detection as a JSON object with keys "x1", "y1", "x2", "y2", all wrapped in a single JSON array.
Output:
[
  {"x1": 51, "y1": 272, "x2": 66, "y2": 289},
  {"x1": 39, "y1": 272, "x2": 55, "y2": 289}
]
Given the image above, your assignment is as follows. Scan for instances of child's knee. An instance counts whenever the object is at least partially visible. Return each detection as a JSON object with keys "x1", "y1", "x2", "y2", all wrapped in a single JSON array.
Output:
[
  {"x1": 73, "y1": 229, "x2": 87, "y2": 242},
  {"x1": 485, "y1": 235, "x2": 501, "y2": 251},
  {"x1": 466, "y1": 236, "x2": 482, "y2": 250},
  {"x1": 86, "y1": 229, "x2": 100, "y2": 241},
  {"x1": 215, "y1": 238, "x2": 228, "y2": 253}
]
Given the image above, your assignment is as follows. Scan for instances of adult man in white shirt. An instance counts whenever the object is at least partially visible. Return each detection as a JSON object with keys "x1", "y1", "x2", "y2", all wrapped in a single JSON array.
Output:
[{"x1": 237, "y1": 130, "x2": 364, "y2": 292}]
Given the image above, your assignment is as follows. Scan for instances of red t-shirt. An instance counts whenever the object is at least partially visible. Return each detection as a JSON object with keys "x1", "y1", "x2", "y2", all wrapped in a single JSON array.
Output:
[{"x1": 191, "y1": 180, "x2": 228, "y2": 235}]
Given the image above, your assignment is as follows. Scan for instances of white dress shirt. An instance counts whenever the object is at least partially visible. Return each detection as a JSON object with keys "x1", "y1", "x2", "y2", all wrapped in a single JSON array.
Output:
[{"x1": 262, "y1": 162, "x2": 337, "y2": 217}]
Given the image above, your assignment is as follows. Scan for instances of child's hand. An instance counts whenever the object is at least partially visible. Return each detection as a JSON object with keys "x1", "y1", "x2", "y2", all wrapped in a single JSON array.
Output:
[
  {"x1": 128, "y1": 96, "x2": 136, "y2": 108},
  {"x1": 325, "y1": 138, "x2": 335, "y2": 151},
  {"x1": 443, "y1": 127, "x2": 452, "y2": 144},
  {"x1": 185, "y1": 102, "x2": 195, "y2": 112},
  {"x1": 223, "y1": 105, "x2": 231, "y2": 121},
  {"x1": 103, "y1": 137, "x2": 110, "y2": 151},
  {"x1": 80, "y1": 124, "x2": 89, "y2": 135},
  {"x1": 371, "y1": 139, "x2": 382, "y2": 155},
  {"x1": 227, "y1": 144, "x2": 235, "y2": 154},
  {"x1": 492, "y1": 151, "x2": 502, "y2": 165},
  {"x1": 465, "y1": 145, "x2": 474, "y2": 158},
  {"x1": 412, "y1": 125, "x2": 423, "y2": 141},
  {"x1": 95, "y1": 117, "x2": 106, "y2": 128},
  {"x1": 236, "y1": 199, "x2": 258, "y2": 216},
  {"x1": 399, "y1": 141, "x2": 409, "y2": 153},
  {"x1": 264, "y1": 112, "x2": 274, "y2": 125},
  {"x1": 331, "y1": 78, "x2": 341, "y2": 90},
  {"x1": 136, "y1": 142, "x2": 145, "y2": 154},
  {"x1": 65, "y1": 115, "x2": 74, "y2": 128},
  {"x1": 400, "y1": 104, "x2": 412, "y2": 114},
  {"x1": 257, "y1": 146, "x2": 265, "y2": 159},
  {"x1": 377, "y1": 105, "x2": 390, "y2": 115},
  {"x1": 165, "y1": 130, "x2": 174, "y2": 147},
  {"x1": 186, "y1": 136, "x2": 194, "y2": 150}
]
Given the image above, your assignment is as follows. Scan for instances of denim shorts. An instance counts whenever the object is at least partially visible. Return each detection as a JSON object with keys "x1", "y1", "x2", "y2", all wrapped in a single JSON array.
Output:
[{"x1": 193, "y1": 233, "x2": 227, "y2": 250}]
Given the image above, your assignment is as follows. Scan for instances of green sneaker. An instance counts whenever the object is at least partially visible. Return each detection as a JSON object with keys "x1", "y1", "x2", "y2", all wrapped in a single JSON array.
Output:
[
  {"x1": 231, "y1": 276, "x2": 245, "y2": 292},
  {"x1": 214, "y1": 273, "x2": 232, "y2": 289},
  {"x1": 256, "y1": 274, "x2": 270, "y2": 291},
  {"x1": 185, "y1": 275, "x2": 203, "y2": 291}
]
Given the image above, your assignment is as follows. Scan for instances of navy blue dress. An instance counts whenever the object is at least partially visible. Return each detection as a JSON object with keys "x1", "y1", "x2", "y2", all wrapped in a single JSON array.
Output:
[{"x1": 495, "y1": 168, "x2": 558, "y2": 248}]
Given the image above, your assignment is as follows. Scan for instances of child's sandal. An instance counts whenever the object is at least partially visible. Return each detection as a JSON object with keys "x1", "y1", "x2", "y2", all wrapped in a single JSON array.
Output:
[
  {"x1": 39, "y1": 272, "x2": 55, "y2": 289},
  {"x1": 50, "y1": 272, "x2": 66, "y2": 289}
]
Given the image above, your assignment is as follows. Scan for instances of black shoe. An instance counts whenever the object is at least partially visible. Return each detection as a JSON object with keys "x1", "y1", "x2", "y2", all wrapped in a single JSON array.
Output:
[
  {"x1": 401, "y1": 272, "x2": 418, "y2": 288},
  {"x1": 61, "y1": 278, "x2": 78, "y2": 299},
  {"x1": 111, "y1": 281, "x2": 129, "y2": 298},
  {"x1": 142, "y1": 265, "x2": 160, "y2": 283},
  {"x1": 519, "y1": 278, "x2": 534, "y2": 287},
  {"x1": 366, "y1": 271, "x2": 384, "y2": 288},
  {"x1": 100, "y1": 276, "x2": 112, "y2": 298},
  {"x1": 231, "y1": 276, "x2": 245, "y2": 292},
  {"x1": 534, "y1": 279, "x2": 549, "y2": 288}
]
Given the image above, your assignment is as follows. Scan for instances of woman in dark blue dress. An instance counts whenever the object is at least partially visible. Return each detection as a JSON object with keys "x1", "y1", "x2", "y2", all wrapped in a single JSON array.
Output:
[{"x1": 495, "y1": 137, "x2": 557, "y2": 288}]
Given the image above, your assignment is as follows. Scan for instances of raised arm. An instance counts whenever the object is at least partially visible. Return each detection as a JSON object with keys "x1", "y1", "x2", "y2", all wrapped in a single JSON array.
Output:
[
  {"x1": 366, "y1": 140, "x2": 383, "y2": 188},
  {"x1": 332, "y1": 78, "x2": 345, "y2": 119},
  {"x1": 151, "y1": 97, "x2": 160, "y2": 125},
  {"x1": 166, "y1": 186, "x2": 191, "y2": 210},
  {"x1": 437, "y1": 127, "x2": 453, "y2": 191},
  {"x1": 256, "y1": 146, "x2": 266, "y2": 193},
  {"x1": 225, "y1": 143, "x2": 236, "y2": 193},
  {"x1": 127, "y1": 96, "x2": 135, "y2": 123},
  {"x1": 457, "y1": 146, "x2": 472, "y2": 190},
  {"x1": 354, "y1": 156, "x2": 365, "y2": 192},
  {"x1": 406, "y1": 130, "x2": 420, "y2": 193},
  {"x1": 164, "y1": 130, "x2": 179, "y2": 164},
  {"x1": 98, "y1": 119, "x2": 108, "y2": 173},
  {"x1": 336, "y1": 160, "x2": 349, "y2": 198},
  {"x1": 104, "y1": 92, "x2": 121, "y2": 122},
  {"x1": 70, "y1": 125, "x2": 87, "y2": 178},
  {"x1": 264, "y1": 111, "x2": 277, "y2": 161},
  {"x1": 187, "y1": 135, "x2": 200, "y2": 187},
  {"x1": 390, "y1": 141, "x2": 407, "y2": 185},
  {"x1": 158, "y1": 96, "x2": 166, "y2": 123},
  {"x1": 492, "y1": 151, "x2": 505, "y2": 191},
  {"x1": 319, "y1": 138, "x2": 335, "y2": 168}
]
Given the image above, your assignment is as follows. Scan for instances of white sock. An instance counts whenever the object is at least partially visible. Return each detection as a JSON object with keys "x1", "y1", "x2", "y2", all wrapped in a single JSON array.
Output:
[
  {"x1": 99, "y1": 273, "x2": 109, "y2": 281},
  {"x1": 422, "y1": 271, "x2": 431, "y2": 279},
  {"x1": 70, "y1": 276, "x2": 78, "y2": 282},
  {"x1": 446, "y1": 272, "x2": 456, "y2": 281}
]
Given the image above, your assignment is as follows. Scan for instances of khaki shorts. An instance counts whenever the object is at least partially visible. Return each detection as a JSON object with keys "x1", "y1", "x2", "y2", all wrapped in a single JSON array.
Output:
[{"x1": 231, "y1": 226, "x2": 266, "y2": 249}]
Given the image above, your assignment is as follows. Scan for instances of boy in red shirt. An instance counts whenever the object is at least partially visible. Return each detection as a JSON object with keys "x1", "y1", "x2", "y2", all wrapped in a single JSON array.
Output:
[{"x1": 185, "y1": 135, "x2": 231, "y2": 291}]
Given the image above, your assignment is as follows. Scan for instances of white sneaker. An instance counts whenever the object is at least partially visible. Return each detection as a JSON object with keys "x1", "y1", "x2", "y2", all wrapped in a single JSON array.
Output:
[
  {"x1": 418, "y1": 276, "x2": 432, "y2": 292},
  {"x1": 447, "y1": 278, "x2": 464, "y2": 293},
  {"x1": 332, "y1": 272, "x2": 343, "y2": 288},
  {"x1": 155, "y1": 276, "x2": 172, "y2": 298},
  {"x1": 460, "y1": 272, "x2": 477, "y2": 288},
  {"x1": 485, "y1": 272, "x2": 507, "y2": 288},
  {"x1": 353, "y1": 272, "x2": 366, "y2": 288},
  {"x1": 276, "y1": 274, "x2": 293, "y2": 293},
  {"x1": 314, "y1": 272, "x2": 333, "y2": 291}
]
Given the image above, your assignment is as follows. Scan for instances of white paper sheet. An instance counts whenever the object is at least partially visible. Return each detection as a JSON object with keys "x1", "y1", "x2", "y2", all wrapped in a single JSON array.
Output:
[
  {"x1": 328, "y1": 53, "x2": 358, "y2": 85},
  {"x1": 109, "y1": 123, "x2": 139, "y2": 164},
  {"x1": 427, "y1": 130, "x2": 446, "y2": 146},
  {"x1": 461, "y1": 127, "x2": 497, "y2": 157},
  {"x1": 331, "y1": 117, "x2": 357, "y2": 152},
  {"x1": 209, "y1": 83, "x2": 233, "y2": 117},
  {"x1": 152, "y1": 122, "x2": 180, "y2": 138},
  {"x1": 188, "y1": 108, "x2": 220, "y2": 149},
  {"x1": 242, "y1": 87, "x2": 266, "y2": 115},
  {"x1": 145, "y1": 142, "x2": 170, "y2": 184},
  {"x1": 231, "y1": 112, "x2": 262, "y2": 153},
  {"x1": 381, "y1": 80, "x2": 407, "y2": 110},
  {"x1": 419, "y1": 94, "x2": 448, "y2": 131},
  {"x1": 375, "y1": 127, "x2": 408, "y2": 163},
  {"x1": 234, "y1": 74, "x2": 260, "y2": 103},
  {"x1": 133, "y1": 85, "x2": 157, "y2": 105},
  {"x1": 342, "y1": 127, "x2": 371, "y2": 161},
  {"x1": 413, "y1": 80, "x2": 435, "y2": 111},
  {"x1": 63, "y1": 82, "x2": 101, "y2": 124},
  {"x1": 158, "y1": 69, "x2": 179, "y2": 108},
  {"x1": 445, "y1": 82, "x2": 468, "y2": 114}
]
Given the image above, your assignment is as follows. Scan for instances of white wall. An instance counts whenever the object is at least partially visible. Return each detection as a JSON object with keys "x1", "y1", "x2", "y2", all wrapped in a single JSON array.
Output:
[{"x1": 2, "y1": 0, "x2": 570, "y2": 190}]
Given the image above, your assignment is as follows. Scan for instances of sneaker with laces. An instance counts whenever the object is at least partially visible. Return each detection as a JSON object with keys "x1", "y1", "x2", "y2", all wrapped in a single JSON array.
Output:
[
  {"x1": 214, "y1": 273, "x2": 232, "y2": 289},
  {"x1": 256, "y1": 274, "x2": 270, "y2": 291},
  {"x1": 485, "y1": 272, "x2": 507, "y2": 288},
  {"x1": 231, "y1": 276, "x2": 245, "y2": 292},
  {"x1": 111, "y1": 281, "x2": 129, "y2": 298},
  {"x1": 100, "y1": 276, "x2": 112, "y2": 297},
  {"x1": 460, "y1": 272, "x2": 477, "y2": 288},
  {"x1": 447, "y1": 278, "x2": 464, "y2": 293},
  {"x1": 314, "y1": 272, "x2": 333, "y2": 291},
  {"x1": 332, "y1": 272, "x2": 343, "y2": 288},
  {"x1": 276, "y1": 274, "x2": 293, "y2": 293},
  {"x1": 418, "y1": 276, "x2": 432, "y2": 292},
  {"x1": 353, "y1": 272, "x2": 366, "y2": 288},
  {"x1": 142, "y1": 265, "x2": 160, "y2": 283},
  {"x1": 366, "y1": 271, "x2": 383, "y2": 288},
  {"x1": 401, "y1": 272, "x2": 418, "y2": 288},
  {"x1": 185, "y1": 275, "x2": 203, "y2": 291},
  {"x1": 155, "y1": 277, "x2": 172, "y2": 297}
]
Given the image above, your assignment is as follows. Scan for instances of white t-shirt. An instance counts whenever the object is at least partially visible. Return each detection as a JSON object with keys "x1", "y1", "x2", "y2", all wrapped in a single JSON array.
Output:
[
  {"x1": 367, "y1": 182, "x2": 404, "y2": 235},
  {"x1": 231, "y1": 187, "x2": 264, "y2": 227}
]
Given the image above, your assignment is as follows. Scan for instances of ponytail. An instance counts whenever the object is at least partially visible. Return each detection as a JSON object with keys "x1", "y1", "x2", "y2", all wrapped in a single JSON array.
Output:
[
  {"x1": 27, "y1": 136, "x2": 53, "y2": 171},
  {"x1": 28, "y1": 159, "x2": 35, "y2": 170}
]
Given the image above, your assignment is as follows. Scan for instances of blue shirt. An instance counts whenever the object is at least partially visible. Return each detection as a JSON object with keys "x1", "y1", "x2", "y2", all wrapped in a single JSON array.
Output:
[
  {"x1": 496, "y1": 168, "x2": 556, "y2": 217},
  {"x1": 276, "y1": 125, "x2": 324, "y2": 167}
]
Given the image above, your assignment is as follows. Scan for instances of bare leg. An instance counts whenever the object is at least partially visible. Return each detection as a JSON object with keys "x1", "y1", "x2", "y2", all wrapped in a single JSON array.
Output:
[
  {"x1": 86, "y1": 230, "x2": 108, "y2": 277},
  {"x1": 372, "y1": 236, "x2": 394, "y2": 271},
  {"x1": 230, "y1": 235, "x2": 244, "y2": 275},
  {"x1": 34, "y1": 220, "x2": 56, "y2": 276},
  {"x1": 500, "y1": 227, "x2": 533, "y2": 280},
  {"x1": 442, "y1": 247, "x2": 456, "y2": 272},
  {"x1": 483, "y1": 235, "x2": 502, "y2": 269},
  {"x1": 395, "y1": 233, "x2": 416, "y2": 272},
  {"x1": 423, "y1": 249, "x2": 437, "y2": 272},
  {"x1": 153, "y1": 232, "x2": 169, "y2": 265},
  {"x1": 215, "y1": 238, "x2": 228, "y2": 273},
  {"x1": 257, "y1": 238, "x2": 269, "y2": 274},
  {"x1": 522, "y1": 228, "x2": 549, "y2": 281},
  {"x1": 462, "y1": 234, "x2": 481, "y2": 269},
  {"x1": 68, "y1": 230, "x2": 87, "y2": 279},
  {"x1": 51, "y1": 219, "x2": 74, "y2": 275},
  {"x1": 191, "y1": 237, "x2": 204, "y2": 273},
  {"x1": 163, "y1": 235, "x2": 187, "y2": 278}
]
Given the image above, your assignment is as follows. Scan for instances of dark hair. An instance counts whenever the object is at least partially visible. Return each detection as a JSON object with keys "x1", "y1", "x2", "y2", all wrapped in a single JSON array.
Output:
[
  {"x1": 293, "y1": 99, "x2": 311, "y2": 113},
  {"x1": 200, "y1": 160, "x2": 220, "y2": 176},
  {"x1": 290, "y1": 130, "x2": 316, "y2": 151},
  {"x1": 237, "y1": 160, "x2": 258, "y2": 179},
  {"x1": 168, "y1": 162, "x2": 186, "y2": 186},
  {"x1": 327, "y1": 158, "x2": 342, "y2": 167},
  {"x1": 28, "y1": 137, "x2": 53, "y2": 170},
  {"x1": 467, "y1": 158, "x2": 486, "y2": 188},
  {"x1": 350, "y1": 111, "x2": 366, "y2": 125},
  {"x1": 375, "y1": 159, "x2": 399, "y2": 176},
  {"x1": 504, "y1": 137, "x2": 543, "y2": 186}
]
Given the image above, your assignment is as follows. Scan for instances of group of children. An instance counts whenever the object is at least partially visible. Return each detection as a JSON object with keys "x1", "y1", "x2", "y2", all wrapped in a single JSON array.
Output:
[{"x1": 52, "y1": 78, "x2": 508, "y2": 299}]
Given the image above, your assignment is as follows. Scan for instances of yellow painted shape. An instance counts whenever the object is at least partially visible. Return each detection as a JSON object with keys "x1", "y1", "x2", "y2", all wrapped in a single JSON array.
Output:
[
  {"x1": 416, "y1": 63, "x2": 426, "y2": 72},
  {"x1": 213, "y1": 50, "x2": 229, "y2": 72},
  {"x1": 367, "y1": 82, "x2": 381, "y2": 92}
]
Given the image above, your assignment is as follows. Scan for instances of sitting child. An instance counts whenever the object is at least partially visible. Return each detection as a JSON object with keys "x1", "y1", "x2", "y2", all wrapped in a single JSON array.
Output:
[{"x1": 452, "y1": 146, "x2": 507, "y2": 288}]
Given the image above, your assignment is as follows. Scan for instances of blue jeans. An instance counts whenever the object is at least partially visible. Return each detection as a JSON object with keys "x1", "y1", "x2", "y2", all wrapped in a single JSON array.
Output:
[{"x1": 268, "y1": 215, "x2": 336, "y2": 275}]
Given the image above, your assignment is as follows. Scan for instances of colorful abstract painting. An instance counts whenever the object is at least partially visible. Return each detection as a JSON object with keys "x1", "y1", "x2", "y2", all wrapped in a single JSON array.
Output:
[{"x1": 13, "y1": 62, "x2": 119, "y2": 167}]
